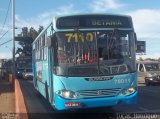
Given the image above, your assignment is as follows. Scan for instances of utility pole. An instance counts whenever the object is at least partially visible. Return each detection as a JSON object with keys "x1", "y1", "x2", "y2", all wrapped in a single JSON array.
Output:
[{"x1": 12, "y1": 0, "x2": 15, "y2": 90}]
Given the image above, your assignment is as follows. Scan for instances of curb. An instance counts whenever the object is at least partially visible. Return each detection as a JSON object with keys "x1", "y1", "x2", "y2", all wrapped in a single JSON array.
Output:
[{"x1": 15, "y1": 79, "x2": 28, "y2": 119}]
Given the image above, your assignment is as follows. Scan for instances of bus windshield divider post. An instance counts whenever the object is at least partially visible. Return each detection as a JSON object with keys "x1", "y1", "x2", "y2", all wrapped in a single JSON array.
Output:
[{"x1": 94, "y1": 32, "x2": 100, "y2": 75}]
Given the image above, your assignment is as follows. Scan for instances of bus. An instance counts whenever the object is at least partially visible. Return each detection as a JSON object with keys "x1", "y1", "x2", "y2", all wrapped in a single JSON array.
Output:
[
  {"x1": 16, "y1": 56, "x2": 32, "y2": 78},
  {"x1": 32, "y1": 14, "x2": 138, "y2": 110}
]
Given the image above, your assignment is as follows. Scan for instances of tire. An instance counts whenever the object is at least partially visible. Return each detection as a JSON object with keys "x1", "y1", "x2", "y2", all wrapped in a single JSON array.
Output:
[
  {"x1": 145, "y1": 78, "x2": 150, "y2": 86},
  {"x1": 45, "y1": 81, "x2": 49, "y2": 101}
]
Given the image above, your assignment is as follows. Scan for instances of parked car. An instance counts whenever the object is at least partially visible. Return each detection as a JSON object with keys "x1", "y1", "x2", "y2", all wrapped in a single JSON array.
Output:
[
  {"x1": 137, "y1": 61, "x2": 160, "y2": 86},
  {"x1": 22, "y1": 69, "x2": 33, "y2": 80}
]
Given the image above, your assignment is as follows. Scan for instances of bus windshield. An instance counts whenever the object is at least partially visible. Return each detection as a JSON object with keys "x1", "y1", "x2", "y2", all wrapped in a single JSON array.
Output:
[
  {"x1": 54, "y1": 30, "x2": 136, "y2": 77},
  {"x1": 16, "y1": 60, "x2": 32, "y2": 69}
]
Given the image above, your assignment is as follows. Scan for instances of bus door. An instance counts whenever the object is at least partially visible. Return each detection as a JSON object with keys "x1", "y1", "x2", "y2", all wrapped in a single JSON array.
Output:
[
  {"x1": 46, "y1": 44, "x2": 54, "y2": 104},
  {"x1": 47, "y1": 34, "x2": 57, "y2": 105},
  {"x1": 32, "y1": 50, "x2": 37, "y2": 87}
]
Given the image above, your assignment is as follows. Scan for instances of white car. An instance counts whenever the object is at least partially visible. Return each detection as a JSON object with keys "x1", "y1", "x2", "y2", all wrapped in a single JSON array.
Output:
[
  {"x1": 22, "y1": 69, "x2": 33, "y2": 80},
  {"x1": 137, "y1": 61, "x2": 160, "y2": 86}
]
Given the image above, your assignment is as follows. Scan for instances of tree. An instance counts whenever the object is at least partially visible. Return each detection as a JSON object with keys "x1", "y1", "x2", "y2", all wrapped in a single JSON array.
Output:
[
  {"x1": 38, "y1": 26, "x2": 44, "y2": 34},
  {"x1": 16, "y1": 26, "x2": 43, "y2": 57},
  {"x1": 22, "y1": 27, "x2": 28, "y2": 37},
  {"x1": 28, "y1": 27, "x2": 38, "y2": 40}
]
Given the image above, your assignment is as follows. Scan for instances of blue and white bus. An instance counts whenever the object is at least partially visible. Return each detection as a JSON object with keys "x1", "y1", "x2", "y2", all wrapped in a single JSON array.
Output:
[{"x1": 32, "y1": 14, "x2": 138, "y2": 110}]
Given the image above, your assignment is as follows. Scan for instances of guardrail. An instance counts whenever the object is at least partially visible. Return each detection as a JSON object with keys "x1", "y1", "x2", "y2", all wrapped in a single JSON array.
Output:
[{"x1": 5, "y1": 73, "x2": 28, "y2": 118}]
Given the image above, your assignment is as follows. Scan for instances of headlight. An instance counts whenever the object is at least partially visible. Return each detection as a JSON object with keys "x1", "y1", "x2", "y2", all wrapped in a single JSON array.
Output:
[
  {"x1": 119, "y1": 87, "x2": 136, "y2": 96},
  {"x1": 128, "y1": 87, "x2": 136, "y2": 93},
  {"x1": 56, "y1": 90, "x2": 78, "y2": 99},
  {"x1": 119, "y1": 81, "x2": 137, "y2": 96}
]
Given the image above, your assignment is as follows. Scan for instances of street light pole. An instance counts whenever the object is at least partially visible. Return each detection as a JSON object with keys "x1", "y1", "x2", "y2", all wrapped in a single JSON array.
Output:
[{"x1": 12, "y1": 0, "x2": 15, "y2": 89}]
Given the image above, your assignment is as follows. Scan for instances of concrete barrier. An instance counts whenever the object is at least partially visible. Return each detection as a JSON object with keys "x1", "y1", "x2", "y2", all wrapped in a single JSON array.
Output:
[{"x1": 15, "y1": 79, "x2": 28, "y2": 119}]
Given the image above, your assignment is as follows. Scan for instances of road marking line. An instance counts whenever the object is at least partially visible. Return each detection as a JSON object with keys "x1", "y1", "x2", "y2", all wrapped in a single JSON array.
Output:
[
  {"x1": 133, "y1": 109, "x2": 160, "y2": 113},
  {"x1": 140, "y1": 88, "x2": 159, "y2": 93},
  {"x1": 138, "y1": 107, "x2": 149, "y2": 111}
]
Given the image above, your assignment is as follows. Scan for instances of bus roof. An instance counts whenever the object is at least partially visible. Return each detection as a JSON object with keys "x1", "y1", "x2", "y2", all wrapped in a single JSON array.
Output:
[{"x1": 53, "y1": 13, "x2": 131, "y2": 19}]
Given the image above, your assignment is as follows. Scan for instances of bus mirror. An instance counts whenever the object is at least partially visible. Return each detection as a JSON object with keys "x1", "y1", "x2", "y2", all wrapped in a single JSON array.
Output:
[
  {"x1": 47, "y1": 35, "x2": 57, "y2": 48},
  {"x1": 134, "y1": 32, "x2": 137, "y2": 42},
  {"x1": 134, "y1": 33, "x2": 138, "y2": 52}
]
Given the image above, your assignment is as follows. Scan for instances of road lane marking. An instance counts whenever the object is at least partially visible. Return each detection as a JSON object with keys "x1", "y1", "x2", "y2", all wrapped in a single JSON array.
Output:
[
  {"x1": 140, "y1": 88, "x2": 160, "y2": 93},
  {"x1": 138, "y1": 107, "x2": 149, "y2": 111},
  {"x1": 132, "y1": 109, "x2": 160, "y2": 113}
]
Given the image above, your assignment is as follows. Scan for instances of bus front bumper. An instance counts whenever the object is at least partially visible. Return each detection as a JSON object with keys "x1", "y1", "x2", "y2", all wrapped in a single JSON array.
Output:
[{"x1": 54, "y1": 91, "x2": 138, "y2": 110}]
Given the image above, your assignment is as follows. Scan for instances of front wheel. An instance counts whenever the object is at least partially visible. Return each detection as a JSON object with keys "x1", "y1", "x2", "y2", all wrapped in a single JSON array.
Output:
[{"x1": 145, "y1": 78, "x2": 150, "y2": 86}]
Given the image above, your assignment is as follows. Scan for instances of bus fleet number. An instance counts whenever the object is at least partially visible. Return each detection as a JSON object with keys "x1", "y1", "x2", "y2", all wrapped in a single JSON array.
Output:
[
  {"x1": 65, "y1": 33, "x2": 93, "y2": 43},
  {"x1": 114, "y1": 79, "x2": 131, "y2": 84}
]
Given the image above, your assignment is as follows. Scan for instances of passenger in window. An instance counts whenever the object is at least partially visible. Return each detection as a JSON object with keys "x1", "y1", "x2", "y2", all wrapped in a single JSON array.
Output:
[
  {"x1": 102, "y1": 47, "x2": 108, "y2": 60},
  {"x1": 110, "y1": 47, "x2": 122, "y2": 59}
]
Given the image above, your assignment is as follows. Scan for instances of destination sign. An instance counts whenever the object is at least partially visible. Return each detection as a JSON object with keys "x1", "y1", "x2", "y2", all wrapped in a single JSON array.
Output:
[
  {"x1": 56, "y1": 15, "x2": 132, "y2": 29},
  {"x1": 91, "y1": 20, "x2": 122, "y2": 26}
]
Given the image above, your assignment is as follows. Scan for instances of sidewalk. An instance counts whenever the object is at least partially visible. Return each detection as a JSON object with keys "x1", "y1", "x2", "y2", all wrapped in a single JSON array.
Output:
[{"x1": 0, "y1": 78, "x2": 15, "y2": 113}]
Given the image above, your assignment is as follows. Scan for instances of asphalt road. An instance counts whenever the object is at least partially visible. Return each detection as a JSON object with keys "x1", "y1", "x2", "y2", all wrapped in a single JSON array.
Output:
[{"x1": 18, "y1": 79, "x2": 160, "y2": 119}]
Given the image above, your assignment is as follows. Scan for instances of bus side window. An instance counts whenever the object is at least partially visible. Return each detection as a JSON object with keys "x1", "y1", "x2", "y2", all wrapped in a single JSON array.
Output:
[{"x1": 44, "y1": 47, "x2": 47, "y2": 60}]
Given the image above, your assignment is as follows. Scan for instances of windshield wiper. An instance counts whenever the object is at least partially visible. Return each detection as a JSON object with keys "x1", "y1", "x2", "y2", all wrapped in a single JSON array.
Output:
[{"x1": 108, "y1": 28, "x2": 119, "y2": 48}]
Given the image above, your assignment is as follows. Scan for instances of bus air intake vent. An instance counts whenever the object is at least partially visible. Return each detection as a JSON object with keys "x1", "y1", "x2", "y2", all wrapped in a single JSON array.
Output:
[{"x1": 78, "y1": 88, "x2": 121, "y2": 98}]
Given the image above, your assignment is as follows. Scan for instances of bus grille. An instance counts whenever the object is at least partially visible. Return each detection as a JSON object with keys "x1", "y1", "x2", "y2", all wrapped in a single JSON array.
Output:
[{"x1": 78, "y1": 88, "x2": 121, "y2": 98}]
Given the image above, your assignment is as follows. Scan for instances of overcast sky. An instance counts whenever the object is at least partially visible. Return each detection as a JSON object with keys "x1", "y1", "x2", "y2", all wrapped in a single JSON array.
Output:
[{"x1": 0, "y1": 0, "x2": 160, "y2": 59}]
